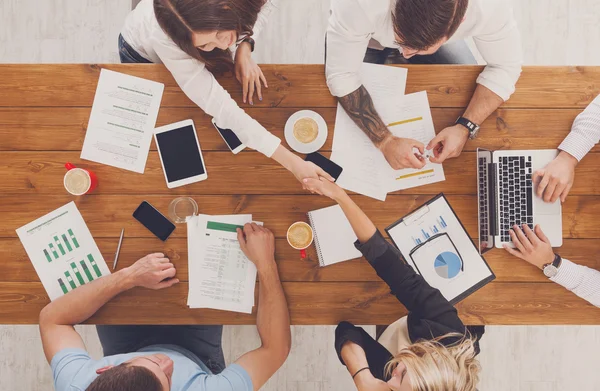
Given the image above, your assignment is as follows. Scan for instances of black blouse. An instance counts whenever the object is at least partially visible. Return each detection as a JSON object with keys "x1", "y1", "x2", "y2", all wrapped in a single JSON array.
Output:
[{"x1": 335, "y1": 230, "x2": 483, "y2": 381}]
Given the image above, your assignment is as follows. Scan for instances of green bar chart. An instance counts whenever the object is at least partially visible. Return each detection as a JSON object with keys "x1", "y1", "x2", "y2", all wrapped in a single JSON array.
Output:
[
  {"x1": 80, "y1": 260, "x2": 94, "y2": 282},
  {"x1": 69, "y1": 229, "x2": 80, "y2": 248},
  {"x1": 43, "y1": 228, "x2": 81, "y2": 262},
  {"x1": 64, "y1": 271, "x2": 77, "y2": 289},
  {"x1": 70, "y1": 262, "x2": 85, "y2": 285},
  {"x1": 87, "y1": 254, "x2": 102, "y2": 277},
  {"x1": 58, "y1": 278, "x2": 69, "y2": 294}
]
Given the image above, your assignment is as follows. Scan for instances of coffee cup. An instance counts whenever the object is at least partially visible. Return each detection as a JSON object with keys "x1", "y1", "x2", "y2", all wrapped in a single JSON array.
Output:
[
  {"x1": 64, "y1": 162, "x2": 98, "y2": 195},
  {"x1": 293, "y1": 117, "x2": 319, "y2": 144},
  {"x1": 286, "y1": 221, "x2": 314, "y2": 259}
]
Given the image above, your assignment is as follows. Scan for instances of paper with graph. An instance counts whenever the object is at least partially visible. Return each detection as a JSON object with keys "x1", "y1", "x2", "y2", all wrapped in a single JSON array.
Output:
[
  {"x1": 16, "y1": 202, "x2": 110, "y2": 300},
  {"x1": 331, "y1": 86, "x2": 445, "y2": 200}
]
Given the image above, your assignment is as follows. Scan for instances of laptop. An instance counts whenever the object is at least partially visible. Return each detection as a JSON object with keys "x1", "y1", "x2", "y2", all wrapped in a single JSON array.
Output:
[{"x1": 476, "y1": 148, "x2": 562, "y2": 253}]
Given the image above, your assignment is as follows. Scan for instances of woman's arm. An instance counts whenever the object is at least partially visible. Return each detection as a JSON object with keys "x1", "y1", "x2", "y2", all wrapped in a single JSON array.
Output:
[{"x1": 304, "y1": 178, "x2": 467, "y2": 338}]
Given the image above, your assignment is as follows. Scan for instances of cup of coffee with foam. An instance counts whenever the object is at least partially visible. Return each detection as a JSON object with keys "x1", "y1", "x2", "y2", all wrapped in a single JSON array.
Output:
[
  {"x1": 293, "y1": 117, "x2": 320, "y2": 144},
  {"x1": 64, "y1": 162, "x2": 98, "y2": 195},
  {"x1": 287, "y1": 221, "x2": 314, "y2": 259}
]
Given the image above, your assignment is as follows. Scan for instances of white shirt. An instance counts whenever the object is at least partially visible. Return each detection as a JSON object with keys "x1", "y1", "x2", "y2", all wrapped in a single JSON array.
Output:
[
  {"x1": 121, "y1": 0, "x2": 280, "y2": 157},
  {"x1": 558, "y1": 94, "x2": 600, "y2": 161},
  {"x1": 326, "y1": 0, "x2": 523, "y2": 101},
  {"x1": 551, "y1": 259, "x2": 600, "y2": 308}
]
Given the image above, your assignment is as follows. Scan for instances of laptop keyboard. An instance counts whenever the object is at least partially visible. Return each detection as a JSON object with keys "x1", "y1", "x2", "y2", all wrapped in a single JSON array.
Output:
[
  {"x1": 478, "y1": 157, "x2": 489, "y2": 239},
  {"x1": 499, "y1": 156, "x2": 534, "y2": 242}
]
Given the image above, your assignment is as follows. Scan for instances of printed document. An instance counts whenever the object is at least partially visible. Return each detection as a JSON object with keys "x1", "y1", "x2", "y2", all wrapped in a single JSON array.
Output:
[
  {"x1": 81, "y1": 69, "x2": 164, "y2": 173},
  {"x1": 16, "y1": 202, "x2": 110, "y2": 300},
  {"x1": 332, "y1": 90, "x2": 445, "y2": 200},
  {"x1": 187, "y1": 214, "x2": 257, "y2": 314}
]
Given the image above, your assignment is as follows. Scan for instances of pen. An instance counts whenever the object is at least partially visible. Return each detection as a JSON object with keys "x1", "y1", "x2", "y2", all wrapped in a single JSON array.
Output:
[{"x1": 113, "y1": 228, "x2": 124, "y2": 270}]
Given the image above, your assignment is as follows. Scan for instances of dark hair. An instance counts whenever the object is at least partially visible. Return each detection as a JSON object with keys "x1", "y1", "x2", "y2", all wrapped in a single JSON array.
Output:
[
  {"x1": 86, "y1": 364, "x2": 162, "y2": 391},
  {"x1": 154, "y1": 0, "x2": 266, "y2": 74},
  {"x1": 392, "y1": 0, "x2": 469, "y2": 51}
]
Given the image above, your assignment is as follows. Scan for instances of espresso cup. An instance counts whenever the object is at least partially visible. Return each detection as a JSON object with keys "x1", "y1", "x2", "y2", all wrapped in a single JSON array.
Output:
[
  {"x1": 286, "y1": 221, "x2": 314, "y2": 259},
  {"x1": 64, "y1": 162, "x2": 98, "y2": 195}
]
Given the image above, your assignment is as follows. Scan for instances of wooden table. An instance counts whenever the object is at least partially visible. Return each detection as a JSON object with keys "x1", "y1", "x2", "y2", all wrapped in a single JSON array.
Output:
[{"x1": 1, "y1": 64, "x2": 599, "y2": 325}]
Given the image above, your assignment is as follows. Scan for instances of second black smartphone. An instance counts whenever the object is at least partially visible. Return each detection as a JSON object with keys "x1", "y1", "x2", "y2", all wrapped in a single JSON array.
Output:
[
  {"x1": 305, "y1": 152, "x2": 343, "y2": 181},
  {"x1": 133, "y1": 201, "x2": 176, "y2": 241}
]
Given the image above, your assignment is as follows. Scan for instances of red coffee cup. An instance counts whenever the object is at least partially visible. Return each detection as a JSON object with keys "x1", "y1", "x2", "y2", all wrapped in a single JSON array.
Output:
[{"x1": 64, "y1": 163, "x2": 98, "y2": 195}]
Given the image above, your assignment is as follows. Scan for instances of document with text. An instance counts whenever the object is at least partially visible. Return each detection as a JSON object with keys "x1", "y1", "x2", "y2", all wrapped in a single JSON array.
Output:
[
  {"x1": 187, "y1": 214, "x2": 257, "y2": 314},
  {"x1": 81, "y1": 69, "x2": 164, "y2": 173}
]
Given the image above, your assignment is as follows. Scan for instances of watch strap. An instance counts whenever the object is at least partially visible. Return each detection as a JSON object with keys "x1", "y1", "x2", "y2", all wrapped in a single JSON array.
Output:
[
  {"x1": 455, "y1": 116, "x2": 478, "y2": 133},
  {"x1": 241, "y1": 37, "x2": 255, "y2": 52}
]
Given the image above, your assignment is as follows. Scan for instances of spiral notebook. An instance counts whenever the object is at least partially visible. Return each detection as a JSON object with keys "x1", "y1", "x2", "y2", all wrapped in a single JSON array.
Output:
[{"x1": 308, "y1": 205, "x2": 362, "y2": 267}]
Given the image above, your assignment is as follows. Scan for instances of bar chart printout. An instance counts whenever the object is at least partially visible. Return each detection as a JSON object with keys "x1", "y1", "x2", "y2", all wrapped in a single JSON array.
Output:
[{"x1": 16, "y1": 202, "x2": 111, "y2": 300}]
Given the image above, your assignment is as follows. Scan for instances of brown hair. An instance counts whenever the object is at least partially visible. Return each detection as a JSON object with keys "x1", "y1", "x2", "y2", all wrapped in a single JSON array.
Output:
[
  {"x1": 393, "y1": 0, "x2": 469, "y2": 51},
  {"x1": 154, "y1": 0, "x2": 266, "y2": 74},
  {"x1": 86, "y1": 364, "x2": 162, "y2": 391}
]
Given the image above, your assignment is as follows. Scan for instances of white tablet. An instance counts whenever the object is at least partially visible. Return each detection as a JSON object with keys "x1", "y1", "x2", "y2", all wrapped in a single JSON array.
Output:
[{"x1": 154, "y1": 119, "x2": 208, "y2": 188}]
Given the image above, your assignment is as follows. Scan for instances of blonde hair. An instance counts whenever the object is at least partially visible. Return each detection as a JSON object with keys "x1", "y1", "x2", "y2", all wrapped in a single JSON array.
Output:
[{"x1": 385, "y1": 333, "x2": 481, "y2": 391}]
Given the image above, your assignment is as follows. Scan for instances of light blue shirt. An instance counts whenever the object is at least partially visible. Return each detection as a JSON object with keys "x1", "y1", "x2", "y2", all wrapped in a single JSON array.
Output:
[{"x1": 51, "y1": 344, "x2": 253, "y2": 391}]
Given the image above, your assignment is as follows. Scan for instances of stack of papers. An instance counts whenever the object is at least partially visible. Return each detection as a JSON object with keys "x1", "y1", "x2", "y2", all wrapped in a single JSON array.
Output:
[
  {"x1": 187, "y1": 214, "x2": 257, "y2": 314},
  {"x1": 330, "y1": 63, "x2": 445, "y2": 201}
]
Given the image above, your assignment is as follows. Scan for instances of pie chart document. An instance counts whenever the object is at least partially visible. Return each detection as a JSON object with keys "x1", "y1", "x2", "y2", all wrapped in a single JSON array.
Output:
[{"x1": 386, "y1": 194, "x2": 496, "y2": 304}]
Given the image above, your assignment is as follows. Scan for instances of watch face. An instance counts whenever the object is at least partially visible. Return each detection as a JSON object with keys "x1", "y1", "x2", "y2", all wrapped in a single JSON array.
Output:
[{"x1": 543, "y1": 265, "x2": 558, "y2": 278}]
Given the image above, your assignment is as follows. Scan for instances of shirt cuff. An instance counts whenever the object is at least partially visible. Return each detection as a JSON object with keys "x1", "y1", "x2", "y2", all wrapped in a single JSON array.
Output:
[
  {"x1": 255, "y1": 130, "x2": 281, "y2": 157},
  {"x1": 550, "y1": 258, "x2": 581, "y2": 289},
  {"x1": 475, "y1": 73, "x2": 514, "y2": 102},
  {"x1": 326, "y1": 74, "x2": 363, "y2": 98},
  {"x1": 558, "y1": 132, "x2": 595, "y2": 161},
  {"x1": 354, "y1": 230, "x2": 389, "y2": 262}
]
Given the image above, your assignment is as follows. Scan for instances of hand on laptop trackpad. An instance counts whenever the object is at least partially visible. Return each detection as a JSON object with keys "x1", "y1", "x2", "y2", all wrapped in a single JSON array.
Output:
[{"x1": 534, "y1": 187, "x2": 561, "y2": 214}]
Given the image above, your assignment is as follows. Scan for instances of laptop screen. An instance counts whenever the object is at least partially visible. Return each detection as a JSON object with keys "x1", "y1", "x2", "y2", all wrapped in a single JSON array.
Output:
[{"x1": 476, "y1": 148, "x2": 494, "y2": 254}]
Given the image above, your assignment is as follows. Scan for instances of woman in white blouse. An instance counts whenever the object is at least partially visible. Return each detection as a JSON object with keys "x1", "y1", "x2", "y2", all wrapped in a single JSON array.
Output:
[{"x1": 119, "y1": 0, "x2": 333, "y2": 188}]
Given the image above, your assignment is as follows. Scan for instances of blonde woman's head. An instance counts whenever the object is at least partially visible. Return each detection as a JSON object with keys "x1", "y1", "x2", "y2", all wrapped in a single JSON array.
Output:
[{"x1": 384, "y1": 333, "x2": 480, "y2": 391}]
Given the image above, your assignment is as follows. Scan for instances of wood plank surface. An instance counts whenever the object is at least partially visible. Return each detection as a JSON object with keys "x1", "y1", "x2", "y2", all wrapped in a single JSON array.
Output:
[
  {"x1": 0, "y1": 282, "x2": 598, "y2": 325},
  {"x1": 2, "y1": 107, "x2": 600, "y2": 153},
  {"x1": 0, "y1": 65, "x2": 598, "y2": 109},
  {"x1": 2, "y1": 195, "x2": 600, "y2": 239},
  {"x1": 2, "y1": 65, "x2": 599, "y2": 326},
  {"x1": 2, "y1": 151, "x2": 600, "y2": 196},
  {"x1": 2, "y1": 238, "x2": 599, "y2": 284}
]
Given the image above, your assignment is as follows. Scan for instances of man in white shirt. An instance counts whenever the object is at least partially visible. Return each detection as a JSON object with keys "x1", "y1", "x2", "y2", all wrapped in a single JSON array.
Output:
[
  {"x1": 504, "y1": 95, "x2": 600, "y2": 308},
  {"x1": 326, "y1": 0, "x2": 522, "y2": 170},
  {"x1": 533, "y1": 94, "x2": 600, "y2": 203}
]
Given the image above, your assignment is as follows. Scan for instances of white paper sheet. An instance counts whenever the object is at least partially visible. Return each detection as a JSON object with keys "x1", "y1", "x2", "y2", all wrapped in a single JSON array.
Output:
[
  {"x1": 81, "y1": 69, "x2": 164, "y2": 173},
  {"x1": 332, "y1": 90, "x2": 445, "y2": 200},
  {"x1": 15, "y1": 202, "x2": 110, "y2": 301},
  {"x1": 187, "y1": 214, "x2": 257, "y2": 313}
]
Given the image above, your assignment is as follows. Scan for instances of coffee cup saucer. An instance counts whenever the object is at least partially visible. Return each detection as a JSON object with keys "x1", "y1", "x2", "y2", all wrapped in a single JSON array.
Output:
[{"x1": 284, "y1": 110, "x2": 328, "y2": 154}]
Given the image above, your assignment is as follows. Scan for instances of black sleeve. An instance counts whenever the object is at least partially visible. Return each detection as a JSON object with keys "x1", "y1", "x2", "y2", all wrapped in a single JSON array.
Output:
[
  {"x1": 334, "y1": 321, "x2": 393, "y2": 381},
  {"x1": 355, "y1": 230, "x2": 471, "y2": 346}
]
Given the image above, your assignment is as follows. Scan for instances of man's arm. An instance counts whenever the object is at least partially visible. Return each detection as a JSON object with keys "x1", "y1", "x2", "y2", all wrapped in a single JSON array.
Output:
[
  {"x1": 39, "y1": 253, "x2": 178, "y2": 363},
  {"x1": 235, "y1": 224, "x2": 291, "y2": 391},
  {"x1": 339, "y1": 86, "x2": 426, "y2": 170},
  {"x1": 534, "y1": 94, "x2": 600, "y2": 202}
]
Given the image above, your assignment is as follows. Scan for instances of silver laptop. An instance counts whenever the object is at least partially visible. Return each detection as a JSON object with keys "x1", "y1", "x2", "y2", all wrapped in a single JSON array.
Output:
[{"x1": 476, "y1": 148, "x2": 562, "y2": 253}]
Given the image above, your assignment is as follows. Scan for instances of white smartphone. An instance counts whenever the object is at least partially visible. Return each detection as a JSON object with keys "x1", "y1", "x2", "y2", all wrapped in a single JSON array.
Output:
[
  {"x1": 154, "y1": 119, "x2": 208, "y2": 188},
  {"x1": 211, "y1": 118, "x2": 245, "y2": 154}
]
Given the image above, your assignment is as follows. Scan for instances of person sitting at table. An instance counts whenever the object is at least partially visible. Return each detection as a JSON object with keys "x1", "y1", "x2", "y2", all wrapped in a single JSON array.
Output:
[
  {"x1": 303, "y1": 176, "x2": 482, "y2": 390},
  {"x1": 39, "y1": 225, "x2": 291, "y2": 391},
  {"x1": 326, "y1": 0, "x2": 522, "y2": 170},
  {"x1": 119, "y1": 0, "x2": 333, "y2": 190},
  {"x1": 504, "y1": 224, "x2": 600, "y2": 308},
  {"x1": 533, "y1": 94, "x2": 600, "y2": 203}
]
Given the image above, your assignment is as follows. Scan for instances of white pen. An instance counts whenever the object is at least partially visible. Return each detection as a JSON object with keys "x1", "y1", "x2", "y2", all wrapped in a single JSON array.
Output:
[{"x1": 113, "y1": 228, "x2": 124, "y2": 270}]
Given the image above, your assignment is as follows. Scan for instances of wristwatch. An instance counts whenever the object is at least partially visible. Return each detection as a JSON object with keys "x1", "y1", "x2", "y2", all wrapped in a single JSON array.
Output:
[
  {"x1": 542, "y1": 253, "x2": 562, "y2": 278},
  {"x1": 240, "y1": 37, "x2": 255, "y2": 52},
  {"x1": 455, "y1": 116, "x2": 480, "y2": 140}
]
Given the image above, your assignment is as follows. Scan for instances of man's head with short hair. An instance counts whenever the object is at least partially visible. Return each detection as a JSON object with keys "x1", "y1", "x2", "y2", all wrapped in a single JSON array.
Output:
[
  {"x1": 392, "y1": 0, "x2": 469, "y2": 58},
  {"x1": 86, "y1": 354, "x2": 173, "y2": 391}
]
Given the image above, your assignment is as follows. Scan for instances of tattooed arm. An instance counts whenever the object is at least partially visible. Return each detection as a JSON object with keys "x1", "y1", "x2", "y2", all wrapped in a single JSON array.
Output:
[{"x1": 338, "y1": 86, "x2": 426, "y2": 170}]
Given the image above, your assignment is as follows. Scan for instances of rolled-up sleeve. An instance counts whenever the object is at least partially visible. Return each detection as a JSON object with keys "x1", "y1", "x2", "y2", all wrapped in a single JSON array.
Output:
[
  {"x1": 151, "y1": 31, "x2": 281, "y2": 157},
  {"x1": 473, "y1": 1, "x2": 523, "y2": 101},
  {"x1": 325, "y1": 0, "x2": 372, "y2": 97}
]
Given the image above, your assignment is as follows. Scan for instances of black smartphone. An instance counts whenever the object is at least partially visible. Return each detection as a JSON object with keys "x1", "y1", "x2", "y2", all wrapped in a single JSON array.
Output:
[
  {"x1": 211, "y1": 119, "x2": 245, "y2": 154},
  {"x1": 133, "y1": 201, "x2": 176, "y2": 241},
  {"x1": 305, "y1": 152, "x2": 343, "y2": 181}
]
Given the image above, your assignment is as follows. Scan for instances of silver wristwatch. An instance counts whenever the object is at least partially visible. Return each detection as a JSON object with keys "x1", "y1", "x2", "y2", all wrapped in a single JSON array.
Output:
[{"x1": 542, "y1": 253, "x2": 562, "y2": 278}]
